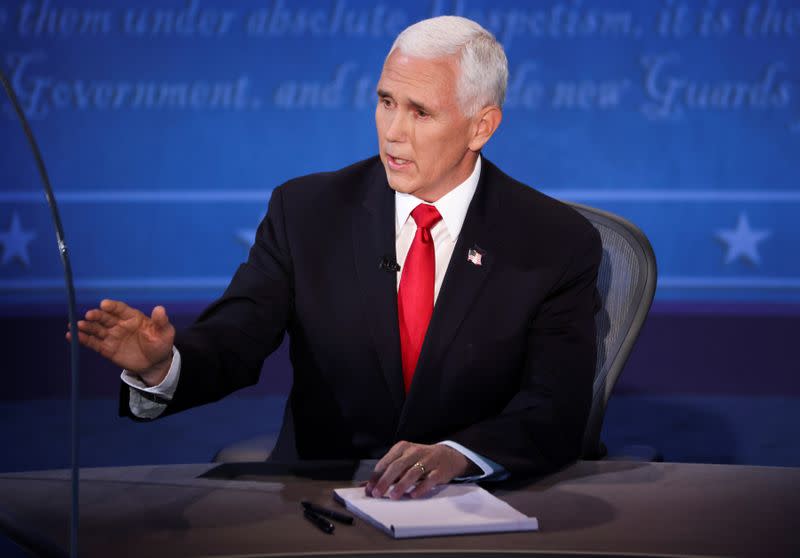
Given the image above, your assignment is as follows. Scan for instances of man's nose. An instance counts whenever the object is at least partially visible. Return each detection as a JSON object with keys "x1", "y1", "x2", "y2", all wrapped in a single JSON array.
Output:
[{"x1": 384, "y1": 112, "x2": 409, "y2": 142}]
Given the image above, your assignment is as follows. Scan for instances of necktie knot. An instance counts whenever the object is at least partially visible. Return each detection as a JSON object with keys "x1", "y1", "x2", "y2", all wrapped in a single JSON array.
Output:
[{"x1": 410, "y1": 204, "x2": 442, "y2": 231}]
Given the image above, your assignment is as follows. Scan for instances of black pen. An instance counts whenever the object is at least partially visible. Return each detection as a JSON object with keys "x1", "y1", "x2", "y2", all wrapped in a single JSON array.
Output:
[
  {"x1": 301, "y1": 501, "x2": 354, "y2": 525},
  {"x1": 303, "y1": 508, "x2": 335, "y2": 534}
]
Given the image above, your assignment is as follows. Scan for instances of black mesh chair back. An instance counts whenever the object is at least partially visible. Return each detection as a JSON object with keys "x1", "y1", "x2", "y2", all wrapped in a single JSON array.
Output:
[{"x1": 566, "y1": 202, "x2": 657, "y2": 459}]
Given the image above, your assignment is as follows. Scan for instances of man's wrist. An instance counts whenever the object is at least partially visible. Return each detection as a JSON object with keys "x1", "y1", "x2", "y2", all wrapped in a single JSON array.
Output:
[
  {"x1": 137, "y1": 352, "x2": 174, "y2": 387},
  {"x1": 462, "y1": 459, "x2": 481, "y2": 477},
  {"x1": 441, "y1": 444, "x2": 479, "y2": 477},
  {"x1": 438, "y1": 440, "x2": 506, "y2": 481}
]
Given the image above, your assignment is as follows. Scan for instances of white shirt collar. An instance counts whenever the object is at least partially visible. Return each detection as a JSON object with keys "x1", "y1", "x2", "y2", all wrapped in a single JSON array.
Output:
[{"x1": 395, "y1": 155, "x2": 481, "y2": 239}]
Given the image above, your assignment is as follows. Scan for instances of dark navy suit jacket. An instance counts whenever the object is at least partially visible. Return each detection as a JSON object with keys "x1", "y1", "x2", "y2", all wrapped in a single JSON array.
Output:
[{"x1": 124, "y1": 156, "x2": 602, "y2": 477}]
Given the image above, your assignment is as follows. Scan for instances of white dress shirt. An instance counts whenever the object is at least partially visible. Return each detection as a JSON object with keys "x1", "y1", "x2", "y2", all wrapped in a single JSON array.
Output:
[
  {"x1": 123, "y1": 155, "x2": 504, "y2": 479},
  {"x1": 393, "y1": 156, "x2": 480, "y2": 301}
]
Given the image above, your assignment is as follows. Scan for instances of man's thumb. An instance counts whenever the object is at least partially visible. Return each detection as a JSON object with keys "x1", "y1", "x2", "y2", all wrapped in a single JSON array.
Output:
[{"x1": 151, "y1": 305, "x2": 170, "y2": 330}]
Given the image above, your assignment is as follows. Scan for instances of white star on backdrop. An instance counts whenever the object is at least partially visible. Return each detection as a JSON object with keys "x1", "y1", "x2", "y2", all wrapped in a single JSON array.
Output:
[
  {"x1": 715, "y1": 213, "x2": 771, "y2": 266},
  {"x1": 0, "y1": 212, "x2": 37, "y2": 267}
]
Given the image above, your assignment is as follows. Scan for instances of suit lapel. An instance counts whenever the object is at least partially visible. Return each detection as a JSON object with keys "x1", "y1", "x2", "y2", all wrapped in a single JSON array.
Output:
[
  {"x1": 397, "y1": 162, "x2": 500, "y2": 436},
  {"x1": 351, "y1": 166, "x2": 406, "y2": 413}
]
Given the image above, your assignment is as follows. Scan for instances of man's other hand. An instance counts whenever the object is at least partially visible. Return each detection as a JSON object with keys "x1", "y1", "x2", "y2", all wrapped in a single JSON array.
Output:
[
  {"x1": 66, "y1": 299, "x2": 175, "y2": 386},
  {"x1": 366, "y1": 441, "x2": 478, "y2": 499}
]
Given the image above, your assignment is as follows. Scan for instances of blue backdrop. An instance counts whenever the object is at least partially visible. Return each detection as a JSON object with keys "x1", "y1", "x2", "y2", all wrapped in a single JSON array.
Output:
[{"x1": 1, "y1": 0, "x2": 799, "y2": 306}]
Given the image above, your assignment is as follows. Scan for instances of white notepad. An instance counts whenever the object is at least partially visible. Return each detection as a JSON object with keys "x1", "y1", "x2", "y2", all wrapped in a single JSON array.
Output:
[{"x1": 333, "y1": 484, "x2": 538, "y2": 539}]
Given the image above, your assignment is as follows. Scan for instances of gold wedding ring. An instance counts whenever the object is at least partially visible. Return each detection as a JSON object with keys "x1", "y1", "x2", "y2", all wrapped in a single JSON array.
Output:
[{"x1": 412, "y1": 461, "x2": 426, "y2": 476}]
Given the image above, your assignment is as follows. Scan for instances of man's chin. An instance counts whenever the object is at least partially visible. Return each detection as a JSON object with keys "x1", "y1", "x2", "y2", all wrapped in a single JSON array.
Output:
[{"x1": 384, "y1": 173, "x2": 417, "y2": 195}]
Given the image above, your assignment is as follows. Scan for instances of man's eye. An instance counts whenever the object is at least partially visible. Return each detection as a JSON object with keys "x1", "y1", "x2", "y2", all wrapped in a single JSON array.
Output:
[
  {"x1": 380, "y1": 98, "x2": 392, "y2": 108},
  {"x1": 416, "y1": 109, "x2": 429, "y2": 118}
]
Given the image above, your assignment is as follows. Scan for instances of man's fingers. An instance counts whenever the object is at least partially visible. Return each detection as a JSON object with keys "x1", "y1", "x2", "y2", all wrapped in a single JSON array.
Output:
[
  {"x1": 369, "y1": 443, "x2": 423, "y2": 497},
  {"x1": 77, "y1": 320, "x2": 107, "y2": 339},
  {"x1": 408, "y1": 469, "x2": 441, "y2": 499},
  {"x1": 88, "y1": 300, "x2": 149, "y2": 331},
  {"x1": 67, "y1": 320, "x2": 107, "y2": 341},
  {"x1": 388, "y1": 461, "x2": 429, "y2": 500},
  {"x1": 373, "y1": 441, "x2": 408, "y2": 473},
  {"x1": 85, "y1": 308, "x2": 119, "y2": 328},
  {"x1": 75, "y1": 330, "x2": 105, "y2": 354},
  {"x1": 99, "y1": 299, "x2": 138, "y2": 320},
  {"x1": 369, "y1": 459, "x2": 409, "y2": 497},
  {"x1": 367, "y1": 441, "x2": 411, "y2": 495},
  {"x1": 151, "y1": 305, "x2": 171, "y2": 330},
  {"x1": 99, "y1": 298, "x2": 123, "y2": 313},
  {"x1": 365, "y1": 471, "x2": 381, "y2": 495}
]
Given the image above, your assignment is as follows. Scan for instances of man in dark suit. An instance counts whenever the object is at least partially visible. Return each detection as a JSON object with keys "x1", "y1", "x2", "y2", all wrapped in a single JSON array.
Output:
[{"x1": 70, "y1": 16, "x2": 601, "y2": 499}]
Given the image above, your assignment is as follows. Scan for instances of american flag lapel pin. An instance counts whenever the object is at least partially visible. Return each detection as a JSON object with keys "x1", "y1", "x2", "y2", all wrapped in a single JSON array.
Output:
[{"x1": 467, "y1": 245, "x2": 485, "y2": 266}]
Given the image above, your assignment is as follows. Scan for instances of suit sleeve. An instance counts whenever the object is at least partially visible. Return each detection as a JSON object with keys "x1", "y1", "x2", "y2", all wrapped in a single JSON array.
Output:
[
  {"x1": 119, "y1": 186, "x2": 294, "y2": 418},
  {"x1": 449, "y1": 224, "x2": 602, "y2": 476}
]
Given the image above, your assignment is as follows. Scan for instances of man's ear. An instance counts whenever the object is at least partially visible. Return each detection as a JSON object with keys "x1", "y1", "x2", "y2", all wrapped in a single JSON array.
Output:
[{"x1": 468, "y1": 106, "x2": 503, "y2": 152}]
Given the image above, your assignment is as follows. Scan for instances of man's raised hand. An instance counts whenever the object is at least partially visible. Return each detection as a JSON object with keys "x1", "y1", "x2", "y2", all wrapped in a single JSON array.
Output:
[{"x1": 66, "y1": 299, "x2": 175, "y2": 386}]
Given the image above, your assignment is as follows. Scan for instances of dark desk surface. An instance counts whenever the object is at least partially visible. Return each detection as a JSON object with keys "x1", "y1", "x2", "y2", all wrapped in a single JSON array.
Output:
[{"x1": 0, "y1": 460, "x2": 798, "y2": 558}]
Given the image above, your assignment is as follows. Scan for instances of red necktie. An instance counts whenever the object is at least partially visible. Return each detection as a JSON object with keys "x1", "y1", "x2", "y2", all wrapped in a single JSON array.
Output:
[{"x1": 398, "y1": 204, "x2": 442, "y2": 393}]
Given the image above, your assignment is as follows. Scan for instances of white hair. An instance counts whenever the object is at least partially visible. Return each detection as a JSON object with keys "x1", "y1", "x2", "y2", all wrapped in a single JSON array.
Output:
[{"x1": 388, "y1": 16, "x2": 508, "y2": 117}]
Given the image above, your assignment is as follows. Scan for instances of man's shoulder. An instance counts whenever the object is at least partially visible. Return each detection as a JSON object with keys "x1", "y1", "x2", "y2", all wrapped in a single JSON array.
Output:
[
  {"x1": 276, "y1": 156, "x2": 384, "y2": 204},
  {"x1": 482, "y1": 158, "x2": 597, "y2": 239}
]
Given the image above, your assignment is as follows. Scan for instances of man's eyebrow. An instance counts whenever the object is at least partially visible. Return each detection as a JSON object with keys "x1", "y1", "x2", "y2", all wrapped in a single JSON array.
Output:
[
  {"x1": 408, "y1": 99, "x2": 432, "y2": 113},
  {"x1": 377, "y1": 89, "x2": 431, "y2": 112},
  {"x1": 376, "y1": 89, "x2": 433, "y2": 113}
]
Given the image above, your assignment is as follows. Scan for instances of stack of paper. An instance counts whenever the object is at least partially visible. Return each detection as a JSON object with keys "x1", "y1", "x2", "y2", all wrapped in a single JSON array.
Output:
[{"x1": 333, "y1": 484, "x2": 538, "y2": 539}]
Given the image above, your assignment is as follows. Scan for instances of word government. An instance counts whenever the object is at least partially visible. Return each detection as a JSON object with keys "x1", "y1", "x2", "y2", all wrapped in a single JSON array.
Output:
[{"x1": 5, "y1": 52, "x2": 254, "y2": 119}]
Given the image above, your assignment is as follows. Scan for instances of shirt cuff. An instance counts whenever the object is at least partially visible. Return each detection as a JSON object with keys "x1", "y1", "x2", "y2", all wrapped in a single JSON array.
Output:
[
  {"x1": 121, "y1": 347, "x2": 181, "y2": 419},
  {"x1": 438, "y1": 440, "x2": 509, "y2": 482}
]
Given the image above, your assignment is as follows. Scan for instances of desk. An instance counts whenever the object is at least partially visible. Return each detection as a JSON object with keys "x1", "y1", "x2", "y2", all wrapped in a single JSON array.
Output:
[{"x1": 0, "y1": 460, "x2": 798, "y2": 557}]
